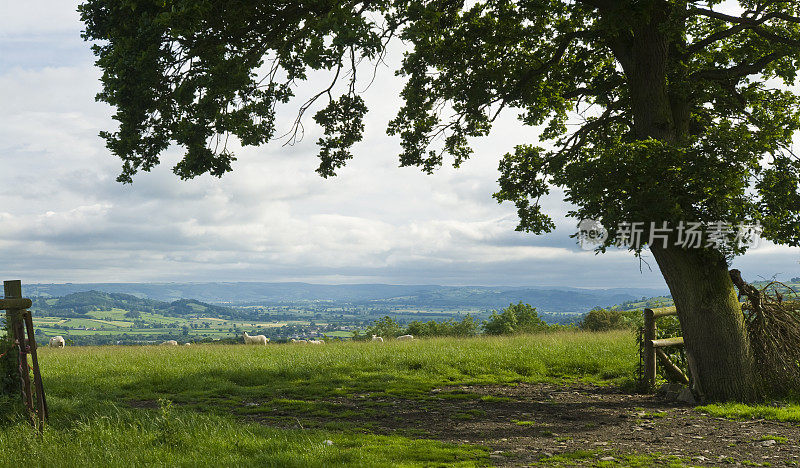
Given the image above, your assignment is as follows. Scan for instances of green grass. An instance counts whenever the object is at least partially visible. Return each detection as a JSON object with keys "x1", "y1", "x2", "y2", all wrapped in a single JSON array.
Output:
[
  {"x1": 1, "y1": 330, "x2": 636, "y2": 466},
  {"x1": 480, "y1": 395, "x2": 512, "y2": 402},
  {"x1": 697, "y1": 402, "x2": 800, "y2": 422},
  {"x1": 756, "y1": 435, "x2": 789, "y2": 444},
  {"x1": 37, "y1": 331, "x2": 635, "y2": 407},
  {"x1": 512, "y1": 419, "x2": 538, "y2": 426},
  {"x1": 637, "y1": 411, "x2": 667, "y2": 419},
  {"x1": 0, "y1": 407, "x2": 486, "y2": 467}
]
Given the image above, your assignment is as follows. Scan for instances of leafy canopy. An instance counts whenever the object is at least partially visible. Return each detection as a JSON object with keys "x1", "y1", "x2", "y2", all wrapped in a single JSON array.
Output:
[
  {"x1": 483, "y1": 302, "x2": 547, "y2": 335},
  {"x1": 79, "y1": 1, "x2": 800, "y2": 253},
  {"x1": 579, "y1": 307, "x2": 627, "y2": 332}
]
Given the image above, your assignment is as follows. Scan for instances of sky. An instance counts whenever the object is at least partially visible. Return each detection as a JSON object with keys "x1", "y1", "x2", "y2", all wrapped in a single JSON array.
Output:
[{"x1": 0, "y1": 2, "x2": 797, "y2": 290}]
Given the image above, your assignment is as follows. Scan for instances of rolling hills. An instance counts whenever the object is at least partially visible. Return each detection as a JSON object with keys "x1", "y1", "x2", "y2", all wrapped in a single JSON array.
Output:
[{"x1": 22, "y1": 282, "x2": 668, "y2": 311}]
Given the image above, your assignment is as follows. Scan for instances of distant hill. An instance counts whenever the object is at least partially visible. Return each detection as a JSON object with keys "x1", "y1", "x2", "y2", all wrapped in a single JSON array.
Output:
[
  {"x1": 30, "y1": 291, "x2": 241, "y2": 319},
  {"x1": 16, "y1": 282, "x2": 669, "y2": 313}
]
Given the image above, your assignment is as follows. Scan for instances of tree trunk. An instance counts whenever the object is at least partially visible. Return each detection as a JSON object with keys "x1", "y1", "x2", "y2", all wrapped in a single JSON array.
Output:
[
  {"x1": 650, "y1": 245, "x2": 760, "y2": 402},
  {"x1": 603, "y1": 4, "x2": 759, "y2": 402}
]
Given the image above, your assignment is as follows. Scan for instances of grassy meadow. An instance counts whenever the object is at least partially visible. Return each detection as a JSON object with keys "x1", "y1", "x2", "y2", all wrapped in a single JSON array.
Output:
[{"x1": 1, "y1": 331, "x2": 636, "y2": 467}]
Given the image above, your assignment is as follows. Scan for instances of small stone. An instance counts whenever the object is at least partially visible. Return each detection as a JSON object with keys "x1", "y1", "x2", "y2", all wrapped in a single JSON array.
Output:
[
  {"x1": 541, "y1": 452, "x2": 554, "y2": 458},
  {"x1": 761, "y1": 439, "x2": 777, "y2": 447},
  {"x1": 693, "y1": 456, "x2": 709, "y2": 462},
  {"x1": 323, "y1": 440, "x2": 334, "y2": 446},
  {"x1": 593, "y1": 442, "x2": 608, "y2": 446},
  {"x1": 599, "y1": 456, "x2": 616, "y2": 462}
]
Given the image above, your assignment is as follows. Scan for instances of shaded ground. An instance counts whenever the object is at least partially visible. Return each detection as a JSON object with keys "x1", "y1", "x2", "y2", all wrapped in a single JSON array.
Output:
[{"x1": 235, "y1": 382, "x2": 800, "y2": 467}]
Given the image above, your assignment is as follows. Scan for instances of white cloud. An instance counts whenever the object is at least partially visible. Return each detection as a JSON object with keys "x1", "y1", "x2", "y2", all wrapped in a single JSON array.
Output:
[
  {"x1": 1, "y1": 2, "x2": 81, "y2": 36},
  {"x1": 0, "y1": 7, "x2": 796, "y2": 289}
]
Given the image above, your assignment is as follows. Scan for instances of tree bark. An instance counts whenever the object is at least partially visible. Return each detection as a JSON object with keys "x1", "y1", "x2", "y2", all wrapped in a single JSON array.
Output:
[{"x1": 650, "y1": 245, "x2": 760, "y2": 402}]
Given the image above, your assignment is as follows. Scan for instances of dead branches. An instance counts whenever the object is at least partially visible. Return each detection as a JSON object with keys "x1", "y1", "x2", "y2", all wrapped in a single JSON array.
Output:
[{"x1": 730, "y1": 269, "x2": 800, "y2": 397}]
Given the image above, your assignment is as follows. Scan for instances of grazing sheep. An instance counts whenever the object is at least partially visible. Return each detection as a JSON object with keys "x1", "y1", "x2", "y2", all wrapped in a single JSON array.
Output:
[
  {"x1": 291, "y1": 338, "x2": 308, "y2": 344},
  {"x1": 49, "y1": 336, "x2": 65, "y2": 348},
  {"x1": 372, "y1": 335, "x2": 383, "y2": 343},
  {"x1": 243, "y1": 332, "x2": 268, "y2": 345},
  {"x1": 162, "y1": 340, "x2": 179, "y2": 346},
  {"x1": 184, "y1": 342, "x2": 192, "y2": 346},
  {"x1": 396, "y1": 334, "x2": 414, "y2": 341},
  {"x1": 307, "y1": 339, "x2": 325, "y2": 345}
]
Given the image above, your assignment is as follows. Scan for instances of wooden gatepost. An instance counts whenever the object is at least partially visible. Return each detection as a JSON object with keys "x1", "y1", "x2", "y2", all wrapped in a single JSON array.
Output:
[
  {"x1": 1, "y1": 280, "x2": 48, "y2": 431},
  {"x1": 643, "y1": 307, "x2": 690, "y2": 389}
]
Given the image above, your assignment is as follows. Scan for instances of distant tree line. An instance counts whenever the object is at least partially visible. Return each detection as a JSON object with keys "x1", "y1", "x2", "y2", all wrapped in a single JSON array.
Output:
[
  {"x1": 356, "y1": 302, "x2": 570, "y2": 339},
  {"x1": 355, "y1": 301, "x2": 670, "y2": 339}
]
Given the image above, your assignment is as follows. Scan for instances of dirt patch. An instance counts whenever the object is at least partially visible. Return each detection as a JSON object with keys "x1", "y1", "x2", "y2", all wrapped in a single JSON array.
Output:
[{"x1": 240, "y1": 382, "x2": 800, "y2": 466}]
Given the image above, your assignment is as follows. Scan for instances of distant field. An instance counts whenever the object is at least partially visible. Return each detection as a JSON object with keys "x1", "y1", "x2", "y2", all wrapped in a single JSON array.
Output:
[
  {"x1": 0, "y1": 331, "x2": 636, "y2": 466},
  {"x1": 615, "y1": 281, "x2": 800, "y2": 312},
  {"x1": 27, "y1": 309, "x2": 331, "y2": 343}
]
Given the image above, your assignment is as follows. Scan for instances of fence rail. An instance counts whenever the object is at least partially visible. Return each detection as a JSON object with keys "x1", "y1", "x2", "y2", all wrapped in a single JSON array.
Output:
[{"x1": 643, "y1": 307, "x2": 689, "y2": 388}]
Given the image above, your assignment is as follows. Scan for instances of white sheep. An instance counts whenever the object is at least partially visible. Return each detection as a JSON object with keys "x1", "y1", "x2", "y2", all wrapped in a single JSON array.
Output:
[
  {"x1": 291, "y1": 338, "x2": 307, "y2": 343},
  {"x1": 243, "y1": 332, "x2": 268, "y2": 345},
  {"x1": 307, "y1": 339, "x2": 325, "y2": 345},
  {"x1": 372, "y1": 335, "x2": 383, "y2": 343},
  {"x1": 184, "y1": 342, "x2": 192, "y2": 346},
  {"x1": 162, "y1": 340, "x2": 179, "y2": 346},
  {"x1": 396, "y1": 334, "x2": 414, "y2": 341},
  {"x1": 49, "y1": 336, "x2": 65, "y2": 348}
]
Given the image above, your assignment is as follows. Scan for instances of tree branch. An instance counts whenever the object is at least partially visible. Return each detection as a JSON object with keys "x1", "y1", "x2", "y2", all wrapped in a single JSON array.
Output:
[
  {"x1": 687, "y1": 7, "x2": 800, "y2": 52},
  {"x1": 504, "y1": 29, "x2": 597, "y2": 105},
  {"x1": 690, "y1": 7, "x2": 800, "y2": 25},
  {"x1": 691, "y1": 51, "x2": 786, "y2": 82}
]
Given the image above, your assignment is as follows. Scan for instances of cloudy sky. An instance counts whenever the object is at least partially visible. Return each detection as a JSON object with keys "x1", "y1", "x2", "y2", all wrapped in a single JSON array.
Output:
[{"x1": 0, "y1": 2, "x2": 797, "y2": 289}]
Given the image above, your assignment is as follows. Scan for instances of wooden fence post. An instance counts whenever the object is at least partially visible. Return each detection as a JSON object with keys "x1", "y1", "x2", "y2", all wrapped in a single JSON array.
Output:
[
  {"x1": 24, "y1": 311, "x2": 48, "y2": 426},
  {"x1": 4, "y1": 280, "x2": 35, "y2": 426},
  {"x1": 643, "y1": 308, "x2": 656, "y2": 389}
]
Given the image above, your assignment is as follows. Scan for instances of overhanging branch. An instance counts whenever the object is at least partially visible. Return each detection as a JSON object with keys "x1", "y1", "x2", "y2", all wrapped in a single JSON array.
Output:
[
  {"x1": 687, "y1": 7, "x2": 800, "y2": 53},
  {"x1": 691, "y1": 52, "x2": 786, "y2": 82}
]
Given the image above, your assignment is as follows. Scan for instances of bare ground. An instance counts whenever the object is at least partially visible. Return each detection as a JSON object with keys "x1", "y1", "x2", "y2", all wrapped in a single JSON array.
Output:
[{"x1": 240, "y1": 382, "x2": 800, "y2": 467}]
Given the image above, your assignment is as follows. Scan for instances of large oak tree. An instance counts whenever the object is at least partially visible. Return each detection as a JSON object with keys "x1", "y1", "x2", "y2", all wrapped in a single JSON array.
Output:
[{"x1": 79, "y1": 0, "x2": 800, "y2": 401}]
